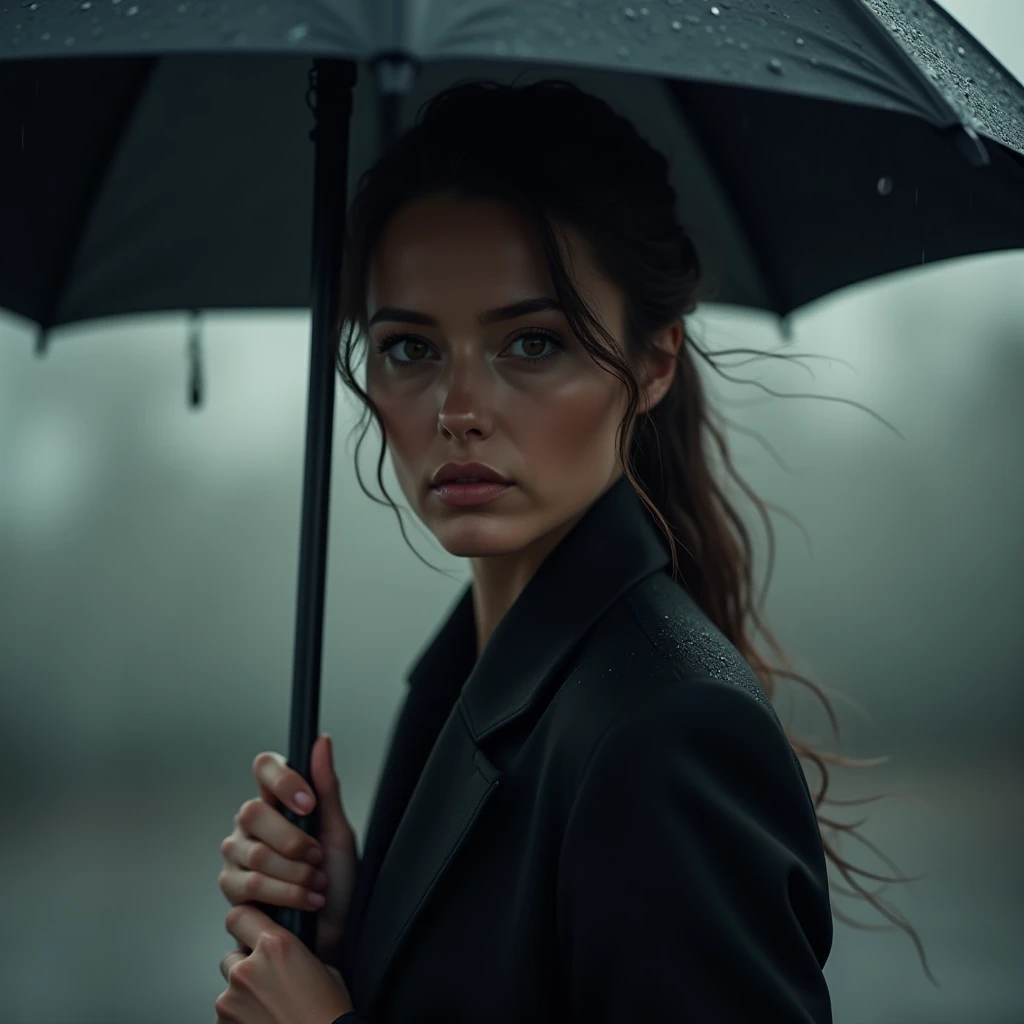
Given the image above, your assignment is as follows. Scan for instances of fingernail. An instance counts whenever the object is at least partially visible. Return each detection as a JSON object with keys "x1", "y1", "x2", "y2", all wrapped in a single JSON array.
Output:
[
  {"x1": 294, "y1": 791, "x2": 313, "y2": 811},
  {"x1": 308, "y1": 892, "x2": 326, "y2": 908}
]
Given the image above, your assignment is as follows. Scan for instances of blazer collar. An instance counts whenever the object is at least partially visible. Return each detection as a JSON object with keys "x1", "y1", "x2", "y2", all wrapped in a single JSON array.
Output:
[
  {"x1": 349, "y1": 474, "x2": 671, "y2": 1016},
  {"x1": 406, "y1": 472, "x2": 672, "y2": 739}
]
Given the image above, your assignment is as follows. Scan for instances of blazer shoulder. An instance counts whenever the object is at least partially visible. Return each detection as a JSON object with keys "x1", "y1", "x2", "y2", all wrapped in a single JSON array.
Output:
[
  {"x1": 622, "y1": 570, "x2": 780, "y2": 723},
  {"x1": 559, "y1": 570, "x2": 811, "y2": 807},
  {"x1": 572, "y1": 569, "x2": 774, "y2": 716}
]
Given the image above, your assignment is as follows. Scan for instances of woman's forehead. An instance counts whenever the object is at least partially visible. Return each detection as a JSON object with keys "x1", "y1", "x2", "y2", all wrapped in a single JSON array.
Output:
[{"x1": 367, "y1": 197, "x2": 609, "y2": 318}]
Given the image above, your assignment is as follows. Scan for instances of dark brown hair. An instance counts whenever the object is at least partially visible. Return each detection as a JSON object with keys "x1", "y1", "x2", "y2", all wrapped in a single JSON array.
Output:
[{"x1": 333, "y1": 78, "x2": 935, "y2": 985}]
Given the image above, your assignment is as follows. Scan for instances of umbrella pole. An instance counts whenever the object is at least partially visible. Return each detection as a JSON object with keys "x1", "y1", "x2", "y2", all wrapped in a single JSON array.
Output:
[{"x1": 264, "y1": 58, "x2": 358, "y2": 948}]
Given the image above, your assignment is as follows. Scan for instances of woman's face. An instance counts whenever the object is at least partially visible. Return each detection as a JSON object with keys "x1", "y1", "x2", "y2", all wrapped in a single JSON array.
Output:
[{"x1": 365, "y1": 193, "x2": 673, "y2": 560}]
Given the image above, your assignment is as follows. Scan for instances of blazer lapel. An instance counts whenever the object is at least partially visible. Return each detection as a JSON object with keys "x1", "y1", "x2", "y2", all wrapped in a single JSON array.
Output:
[{"x1": 348, "y1": 475, "x2": 671, "y2": 1017}]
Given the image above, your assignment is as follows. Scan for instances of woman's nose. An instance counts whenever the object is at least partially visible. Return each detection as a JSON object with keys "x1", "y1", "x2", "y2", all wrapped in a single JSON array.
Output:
[{"x1": 436, "y1": 370, "x2": 495, "y2": 439}]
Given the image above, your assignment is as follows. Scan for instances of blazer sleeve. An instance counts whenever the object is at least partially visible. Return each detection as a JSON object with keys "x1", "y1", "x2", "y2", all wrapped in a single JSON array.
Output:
[{"x1": 555, "y1": 675, "x2": 834, "y2": 1024}]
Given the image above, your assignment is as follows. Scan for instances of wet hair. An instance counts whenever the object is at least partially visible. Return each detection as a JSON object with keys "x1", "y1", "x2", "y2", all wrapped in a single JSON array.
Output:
[{"x1": 333, "y1": 78, "x2": 933, "y2": 984}]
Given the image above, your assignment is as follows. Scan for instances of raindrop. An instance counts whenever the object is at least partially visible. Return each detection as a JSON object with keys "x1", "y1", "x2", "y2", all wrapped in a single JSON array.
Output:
[
  {"x1": 876, "y1": 176, "x2": 894, "y2": 196},
  {"x1": 286, "y1": 21, "x2": 308, "y2": 42},
  {"x1": 80, "y1": 0, "x2": 92, "y2": 8},
  {"x1": 957, "y1": 45, "x2": 965, "y2": 56},
  {"x1": 126, "y1": 3, "x2": 139, "y2": 13},
  {"x1": 564, "y1": 35, "x2": 576, "y2": 45},
  {"x1": 670, "y1": 19, "x2": 681, "y2": 30},
  {"x1": 40, "y1": 30, "x2": 50, "y2": 38},
  {"x1": 767, "y1": 57, "x2": 784, "y2": 74},
  {"x1": 809, "y1": 55, "x2": 820, "y2": 66},
  {"x1": 91, "y1": 23, "x2": 102, "y2": 34},
  {"x1": 64, "y1": 34, "x2": 75, "y2": 45},
  {"x1": 710, "y1": 4, "x2": 720, "y2": 13},
  {"x1": 616, "y1": 43, "x2": 630, "y2": 57},
  {"x1": 623, "y1": 5, "x2": 637, "y2": 19},
  {"x1": 795, "y1": 36, "x2": 804, "y2": 45},
  {"x1": 178, "y1": 2, "x2": 187, "y2": 10},
  {"x1": 739, "y1": 40, "x2": 748, "y2": 49},
  {"x1": 112, "y1": 0, "x2": 122, "y2": 4}
]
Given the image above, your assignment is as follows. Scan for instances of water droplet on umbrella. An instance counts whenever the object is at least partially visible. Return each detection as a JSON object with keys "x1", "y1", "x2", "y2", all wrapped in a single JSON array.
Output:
[
  {"x1": 685, "y1": 13, "x2": 699, "y2": 24},
  {"x1": 80, "y1": 0, "x2": 92, "y2": 8},
  {"x1": 64, "y1": 34, "x2": 75, "y2": 45},
  {"x1": 287, "y1": 22, "x2": 308, "y2": 42},
  {"x1": 710, "y1": 5, "x2": 720, "y2": 13},
  {"x1": 795, "y1": 36, "x2": 804, "y2": 45},
  {"x1": 126, "y1": 4, "x2": 138, "y2": 14},
  {"x1": 877, "y1": 176, "x2": 894, "y2": 196},
  {"x1": 670, "y1": 19, "x2": 681, "y2": 31},
  {"x1": 623, "y1": 5, "x2": 637, "y2": 19},
  {"x1": 617, "y1": 43, "x2": 630, "y2": 57},
  {"x1": 40, "y1": 30, "x2": 50, "y2": 38},
  {"x1": 767, "y1": 57, "x2": 784, "y2": 75},
  {"x1": 957, "y1": 46, "x2": 965, "y2": 56}
]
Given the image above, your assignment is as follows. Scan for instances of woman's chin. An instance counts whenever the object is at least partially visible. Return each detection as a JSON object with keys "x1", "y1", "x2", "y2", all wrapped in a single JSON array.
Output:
[{"x1": 433, "y1": 521, "x2": 526, "y2": 559}]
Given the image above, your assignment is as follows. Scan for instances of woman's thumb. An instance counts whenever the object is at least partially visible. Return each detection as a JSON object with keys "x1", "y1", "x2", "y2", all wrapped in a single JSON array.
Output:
[{"x1": 311, "y1": 734, "x2": 352, "y2": 841}]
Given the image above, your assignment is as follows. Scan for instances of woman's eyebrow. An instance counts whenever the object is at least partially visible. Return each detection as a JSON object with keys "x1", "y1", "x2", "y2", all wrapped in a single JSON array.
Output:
[{"x1": 368, "y1": 296, "x2": 562, "y2": 328}]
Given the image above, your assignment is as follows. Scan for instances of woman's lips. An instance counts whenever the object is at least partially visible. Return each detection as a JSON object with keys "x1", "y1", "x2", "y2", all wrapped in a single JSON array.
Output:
[{"x1": 430, "y1": 481, "x2": 515, "y2": 506}]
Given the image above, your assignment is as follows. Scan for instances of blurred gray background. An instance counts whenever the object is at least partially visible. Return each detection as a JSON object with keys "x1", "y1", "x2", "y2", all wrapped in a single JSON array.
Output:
[{"x1": 2, "y1": 3, "x2": 1022, "y2": 1021}]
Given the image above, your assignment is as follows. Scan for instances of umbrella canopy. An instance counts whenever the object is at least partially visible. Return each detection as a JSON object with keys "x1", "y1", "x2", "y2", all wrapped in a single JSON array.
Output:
[{"x1": 3, "y1": 0, "x2": 1024, "y2": 342}]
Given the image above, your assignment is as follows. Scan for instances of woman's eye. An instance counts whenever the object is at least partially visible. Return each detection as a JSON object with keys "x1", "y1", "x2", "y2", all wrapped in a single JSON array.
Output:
[
  {"x1": 507, "y1": 334, "x2": 561, "y2": 360},
  {"x1": 374, "y1": 336, "x2": 434, "y2": 365}
]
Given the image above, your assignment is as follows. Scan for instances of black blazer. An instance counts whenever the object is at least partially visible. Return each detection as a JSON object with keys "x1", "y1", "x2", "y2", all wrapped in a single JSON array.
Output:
[{"x1": 332, "y1": 475, "x2": 833, "y2": 1023}]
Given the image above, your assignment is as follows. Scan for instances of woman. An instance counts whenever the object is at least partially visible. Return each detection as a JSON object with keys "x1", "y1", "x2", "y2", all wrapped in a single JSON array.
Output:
[{"x1": 217, "y1": 79, "x2": 929, "y2": 1024}]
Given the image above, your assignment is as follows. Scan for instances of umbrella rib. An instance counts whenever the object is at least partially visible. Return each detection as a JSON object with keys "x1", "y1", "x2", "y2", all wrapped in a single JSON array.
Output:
[
  {"x1": 662, "y1": 79, "x2": 793, "y2": 319},
  {"x1": 838, "y1": 0, "x2": 975, "y2": 130},
  {"x1": 37, "y1": 58, "x2": 158, "y2": 336}
]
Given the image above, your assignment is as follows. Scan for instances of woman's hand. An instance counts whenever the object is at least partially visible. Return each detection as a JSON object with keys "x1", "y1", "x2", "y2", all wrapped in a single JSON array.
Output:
[
  {"x1": 216, "y1": 903, "x2": 355, "y2": 1024},
  {"x1": 219, "y1": 734, "x2": 360, "y2": 967}
]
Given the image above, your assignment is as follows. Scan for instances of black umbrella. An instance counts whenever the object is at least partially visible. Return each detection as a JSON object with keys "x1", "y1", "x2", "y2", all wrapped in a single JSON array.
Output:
[{"x1": 3, "y1": 0, "x2": 1023, "y2": 950}]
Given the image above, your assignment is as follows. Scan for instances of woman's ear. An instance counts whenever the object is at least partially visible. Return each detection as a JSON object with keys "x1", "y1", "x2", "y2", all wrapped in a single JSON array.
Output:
[{"x1": 638, "y1": 322, "x2": 683, "y2": 415}]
